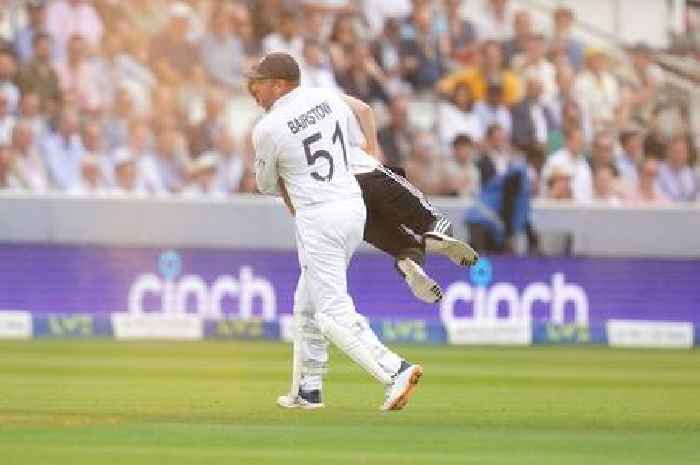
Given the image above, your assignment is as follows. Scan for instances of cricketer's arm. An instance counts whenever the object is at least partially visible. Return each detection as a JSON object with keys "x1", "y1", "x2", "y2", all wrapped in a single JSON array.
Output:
[{"x1": 339, "y1": 93, "x2": 381, "y2": 158}]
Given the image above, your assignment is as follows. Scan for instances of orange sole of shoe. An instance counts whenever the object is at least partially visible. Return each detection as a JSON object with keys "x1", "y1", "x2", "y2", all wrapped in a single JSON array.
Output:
[{"x1": 388, "y1": 365, "x2": 423, "y2": 411}]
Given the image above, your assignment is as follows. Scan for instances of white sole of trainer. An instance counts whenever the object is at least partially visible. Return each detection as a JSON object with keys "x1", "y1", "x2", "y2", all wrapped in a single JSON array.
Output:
[
  {"x1": 382, "y1": 365, "x2": 424, "y2": 411},
  {"x1": 424, "y1": 232, "x2": 479, "y2": 267},
  {"x1": 276, "y1": 394, "x2": 325, "y2": 410},
  {"x1": 399, "y1": 259, "x2": 443, "y2": 303}
]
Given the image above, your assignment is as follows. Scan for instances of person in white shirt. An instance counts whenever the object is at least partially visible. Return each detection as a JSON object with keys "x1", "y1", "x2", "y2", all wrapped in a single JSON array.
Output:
[
  {"x1": 542, "y1": 126, "x2": 593, "y2": 202},
  {"x1": 437, "y1": 83, "x2": 484, "y2": 149},
  {"x1": 476, "y1": 0, "x2": 514, "y2": 41},
  {"x1": 208, "y1": 128, "x2": 245, "y2": 194},
  {"x1": 249, "y1": 52, "x2": 478, "y2": 412},
  {"x1": 657, "y1": 136, "x2": 698, "y2": 202},
  {"x1": 512, "y1": 34, "x2": 557, "y2": 102},
  {"x1": 249, "y1": 52, "x2": 421, "y2": 412},
  {"x1": 182, "y1": 153, "x2": 223, "y2": 197},
  {"x1": 573, "y1": 48, "x2": 621, "y2": 130},
  {"x1": 261, "y1": 10, "x2": 304, "y2": 64},
  {"x1": 0, "y1": 92, "x2": 16, "y2": 146},
  {"x1": 110, "y1": 149, "x2": 148, "y2": 195},
  {"x1": 300, "y1": 39, "x2": 338, "y2": 90},
  {"x1": 8, "y1": 119, "x2": 49, "y2": 192}
]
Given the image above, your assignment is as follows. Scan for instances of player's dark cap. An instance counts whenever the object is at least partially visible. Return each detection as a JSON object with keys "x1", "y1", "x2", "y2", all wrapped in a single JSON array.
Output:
[{"x1": 245, "y1": 52, "x2": 300, "y2": 83}]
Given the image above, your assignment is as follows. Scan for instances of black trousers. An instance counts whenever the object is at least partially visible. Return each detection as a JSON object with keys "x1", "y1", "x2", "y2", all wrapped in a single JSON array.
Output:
[{"x1": 355, "y1": 166, "x2": 451, "y2": 266}]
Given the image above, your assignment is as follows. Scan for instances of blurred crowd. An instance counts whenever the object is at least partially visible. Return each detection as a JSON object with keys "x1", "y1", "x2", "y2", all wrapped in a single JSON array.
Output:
[{"x1": 0, "y1": 0, "x2": 697, "y2": 207}]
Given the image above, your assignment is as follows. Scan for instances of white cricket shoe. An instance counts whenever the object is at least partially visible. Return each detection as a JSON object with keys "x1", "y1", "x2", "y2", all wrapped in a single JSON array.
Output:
[
  {"x1": 398, "y1": 258, "x2": 443, "y2": 303},
  {"x1": 380, "y1": 363, "x2": 423, "y2": 411},
  {"x1": 276, "y1": 390, "x2": 325, "y2": 410},
  {"x1": 424, "y1": 232, "x2": 479, "y2": 267}
]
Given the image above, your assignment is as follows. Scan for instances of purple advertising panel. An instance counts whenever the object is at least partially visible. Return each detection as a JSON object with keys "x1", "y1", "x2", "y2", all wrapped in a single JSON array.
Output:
[{"x1": 1, "y1": 243, "x2": 699, "y2": 330}]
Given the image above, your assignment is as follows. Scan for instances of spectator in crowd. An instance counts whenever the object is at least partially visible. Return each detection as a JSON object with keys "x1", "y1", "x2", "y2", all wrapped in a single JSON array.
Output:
[
  {"x1": 404, "y1": 131, "x2": 445, "y2": 195},
  {"x1": 141, "y1": 126, "x2": 190, "y2": 193},
  {"x1": 437, "y1": 83, "x2": 483, "y2": 148},
  {"x1": 46, "y1": 0, "x2": 104, "y2": 59},
  {"x1": 468, "y1": 123, "x2": 533, "y2": 254},
  {"x1": 626, "y1": 42, "x2": 665, "y2": 125},
  {"x1": 54, "y1": 34, "x2": 103, "y2": 112},
  {"x1": 371, "y1": 18, "x2": 403, "y2": 91},
  {"x1": 14, "y1": 0, "x2": 52, "y2": 64},
  {"x1": 551, "y1": 7, "x2": 584, "y2": 71},
  {"x1": 0, "y1": 1, "x2": 26, "y2": 47},
  {"x1": 476, "y1": 0, "x2": 514, "y2": 41},
  {"x1": 588, "y1": 130, "x2": 619, "y2": 176},
  {"x1": 112, "y1": 119, "x2": 155, "y2": 190},
  {"x1": 0, "y1": 93, "x2": 15, "y2": 145},
  {"x1": 361, "y1": 0, "x2": 412, "y2": 39},
  {"x1": 81, "y1": 120, "x2": 113, "y2": 186},
  {"x1": 476, "y1": 124, "x2": 518, "y2": 188},
  {"x1": 102, "y1": 87, "x2": 134, "y2": 150},
  {"x1": 300, "y1": 39, "x2": 337, "y2": 89},
  {"x1": 69, "y1": 154, "x2": 109, "y2": 195},
  {"x1": 230, "y1": 2, "x2": 259, "y2": 57},
  {"x1": 210, "y1": 128, "x2": 244, "y2": 194},
  {"x1": 41, "y1": 107, "x2": 85, "y2": 190},
  {"x1": 92, "y1": 30, "x2": 127, "y2": 106},
  {"x1": 300, "y1": 10, "x2": 328, "y2": 45},
  {"x1": 111, "y1": 149, "x2": 147, "y2": 195},
  {"x1": 200, "y1": 4, "x2": 245, "y2": 92},
  {"x1": 399, "y1": 3, "x2": 446, "y2": 91},
  {"x1": 546, "y1": 63, "x2": 593, "y2": 144},
  {"x1": 149, "y1": 2, "x2": 200, "y2": 87},
  {"x1": 438, "y1": 40, "x2": 521, "y2": 106},
  {"x1": 336, "y1": 42, "x2": 389, "y2": 104},
  {"x1": 625, "y1": 156, "x2": 670, "y2": 205},
  {"x1": 592, "y1": 165, "x2": 623, "y2": 206},
  {"x1": 512, "y1": 33, "x2": 557, "y2": 102},
  {"x1": 503, "y1": 10, "x2": 532, "y2": 66},
  {"x1": 543, "y1": 165, "x2": 573, "y2": 200},
  {"x1": 187, "y1": 88, "x2": 226, "y2": 158},
  {"x1": 16, "y1": 33, "x2": 61, "y2": 113},
  {"x1": 445, "y1": 134, "x2": 480, "y2": 198},
  {"x1": 616, "y1": 128, "x2": 644, "y2": 189},
  {"x1": 511, "y1": 76, "x2": 554, "y2": 164},
  {"x1": 262, "y1": 9, "x2": 303, "y2": 64},
  {"x1": 182, "y1": 152, "x2": 221, "y2": 196},
  {"x1": 121, "y1": 0, "x2": 168, "y2": 37},
  {"x1": 250, "y1": 0, "x2": 283, "y2": 42},
  {"x1": 0, "y1": 144, "x2": 19, "y2": 189},
  {"x1": 0, "y1": 49, "x2": 19, "y2": 115},
  {"x1": 474, "y1": 80, "x2": 512, "y2": 136},
  {"x1": 328, "y1": 14, "x2": 357, "y2": 77},
  {"x1": 658, "y1": 135, "x2": 698, "y2": 201},
  {"x1": 574, "y1": 48, "x2": 622, "y2": 130},
  {"x1": 8, "y1": 119, "x2": 49, "y2": 192},
  {"x1": 112, "y1": 35, "x2": 157, "y2": 116},
  {"x1": 443, "y1": 0, "x2": 477, "y2": 66},
  {"x1": 18, "y1": 91, "x2": 47, "y2": 137},
  {"x1": 378, "y1": 95, "x2": 413, "y2": 167},
  {"x1": 542, "y1": 126, "x2": 592, "y2": 202}
]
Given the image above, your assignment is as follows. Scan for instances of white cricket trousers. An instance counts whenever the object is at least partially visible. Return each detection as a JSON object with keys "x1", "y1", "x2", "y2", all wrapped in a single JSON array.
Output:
[{"x1": 294, "y1": 196, "x2": 402, "y2": 388}]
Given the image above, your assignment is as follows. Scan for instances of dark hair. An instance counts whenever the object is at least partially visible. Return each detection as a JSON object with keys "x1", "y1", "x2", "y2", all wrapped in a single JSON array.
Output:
[
  {"x1": 619, "y1": 129, "x2": 641, "y2": 148},
  {"x1": 486, "y1": 124, "x2": 502, "y2": 139},
  {"x1": 452, "y1": 134, "x2": 473, "y2": 148},
  {"x1": 33, "y1": 32, "x2": 51, "y2": 46}
]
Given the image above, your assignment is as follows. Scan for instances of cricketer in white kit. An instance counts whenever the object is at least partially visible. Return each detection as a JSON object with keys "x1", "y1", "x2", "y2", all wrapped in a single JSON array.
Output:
[{"x1": 249, "y1": 52, "x2": 423, "y2": 411}]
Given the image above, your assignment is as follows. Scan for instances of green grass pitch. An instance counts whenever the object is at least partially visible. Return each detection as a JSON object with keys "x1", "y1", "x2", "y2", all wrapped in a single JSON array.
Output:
[{"x1": 1, "y1": 340, "x2": 699, "y2": 465}]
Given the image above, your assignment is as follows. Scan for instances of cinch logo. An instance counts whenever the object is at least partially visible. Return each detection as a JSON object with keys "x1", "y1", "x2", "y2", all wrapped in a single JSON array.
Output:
[
  {"x1": 440, "y1": 258, "x2": 589, "y2": 325},
  {"x1": 128, "y1": 250, "x2": 277, "y2": 320}
]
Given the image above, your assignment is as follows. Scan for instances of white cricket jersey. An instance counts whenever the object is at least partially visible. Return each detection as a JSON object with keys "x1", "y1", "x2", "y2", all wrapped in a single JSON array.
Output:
[{"x1": 253, "y1": 87, "x2": 361, "y2": 209}]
